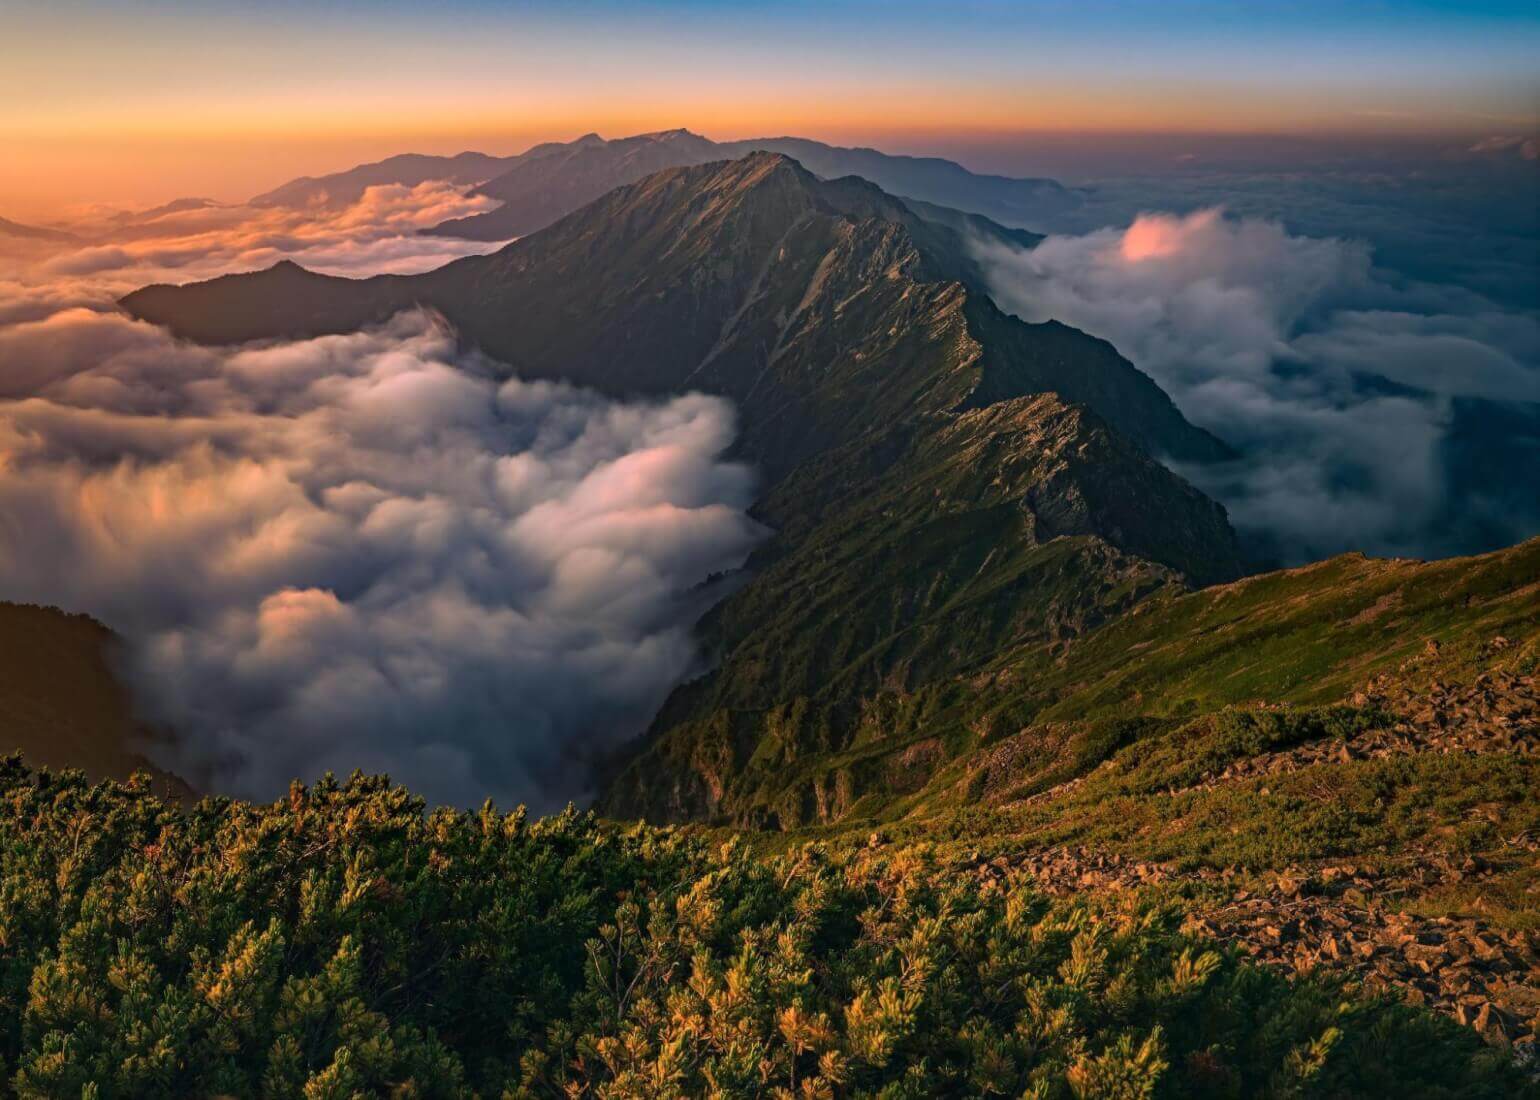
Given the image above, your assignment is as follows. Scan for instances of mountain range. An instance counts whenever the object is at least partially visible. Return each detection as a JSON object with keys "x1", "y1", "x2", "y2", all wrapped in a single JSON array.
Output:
[
  {"x1": 249, "y1": 128, "x2": 1077, "y2": 239},
  {"x1": 0, "y1": 141, "x2": 1530, "y2": 1073},
  {"x1": 2, "y1": 129, "x2": 1072, "y2": 260},
  {"x1": 0, "y1": 215, "x2": 77, "y2": 242},
  {"x1": 125, "y1": 155, "x2": 1250, "y2": 812},
  {"x1": 124, "y1": 147, "x2": 1477, "y2": 827}
]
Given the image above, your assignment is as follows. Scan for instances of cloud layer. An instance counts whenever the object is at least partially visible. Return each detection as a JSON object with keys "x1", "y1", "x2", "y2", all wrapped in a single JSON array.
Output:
[
  {"x1": 1, "y1": 180, "x2": 505, "y2": 325},
  {"x1": 0, "y1": 185, "x2": 763, "y2": 809},
  {"x1": 972, "y1": 209, "x2": 1540, "y2": 563}
]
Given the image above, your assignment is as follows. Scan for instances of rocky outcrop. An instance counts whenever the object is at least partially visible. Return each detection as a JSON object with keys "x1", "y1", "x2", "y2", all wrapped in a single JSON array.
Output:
[{"x1": 1198, "y1": 665, "x2": 1537, "y2": 789}]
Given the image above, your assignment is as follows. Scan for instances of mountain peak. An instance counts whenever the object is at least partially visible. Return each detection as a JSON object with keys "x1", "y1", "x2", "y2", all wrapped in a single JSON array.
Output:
[
  {"x1": 643, "y1": 127, "x2": 703, "y2": 141},
  {"x1": 127, "y1": 152, "x2": 1225, "y2": 467},
  {"x1": 713, "y1": 149, "x2": 812, "y2": 186}
]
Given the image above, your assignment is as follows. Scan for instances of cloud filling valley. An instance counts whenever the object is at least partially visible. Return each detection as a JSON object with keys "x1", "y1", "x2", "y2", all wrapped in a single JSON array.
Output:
[
  {"x1": 971, "y1": 208, "x2": 1540, "y2": 563},
  {"x1": 0, "y1": 188, "x2": 765, "y2": 809}
]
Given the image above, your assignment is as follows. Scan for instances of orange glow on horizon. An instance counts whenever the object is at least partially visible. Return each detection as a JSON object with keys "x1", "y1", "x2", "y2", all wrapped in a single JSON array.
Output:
[
  {"x1": 5, "y1": 1, "x2": 1533, "y2": 221},
  {"x1": 3, "y1": 103, "x2": 1514, "y2": 224}
]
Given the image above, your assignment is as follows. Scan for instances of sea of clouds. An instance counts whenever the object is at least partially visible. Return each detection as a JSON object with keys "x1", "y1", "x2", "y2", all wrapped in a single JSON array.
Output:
[
  {"x1": 0, "y1": 186, "x2": 764, "y2": 809},
  {"x1": 4, "y1": 168, "x2": 1536, "y2": 805},
  {"x1": 972, "y1": 207, "x2": 1540, "y2": 563}
]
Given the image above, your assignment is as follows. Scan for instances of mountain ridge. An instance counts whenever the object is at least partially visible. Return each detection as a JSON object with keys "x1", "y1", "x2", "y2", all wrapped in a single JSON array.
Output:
[
  {"x1": 22, "y1": 142, "x2": 1540, "y2": 1069},
  {"x1": 422, "y1": 127, "x2": 1074, "y2": 242},
  {"x1": 123, "y1": 150, "x2": 1247, "y2": 831},
  {"x1": 0, "y1": 215, "x2": 77, "y2": 242},
  {"x1": 124, "y1": 152, "x2": 1225, "y2": 469},
  {"x1": 0, "y1": 602, "x2": 191, "y2": 799}
]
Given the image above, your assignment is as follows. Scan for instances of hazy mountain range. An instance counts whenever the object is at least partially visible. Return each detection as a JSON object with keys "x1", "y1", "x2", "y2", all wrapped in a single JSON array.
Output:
[
  {"x1": 250, "y1": 128, "x2": 1077, "y2": 239},
  {"x1": 0, "y1": 215, "x2": 76, "y2": 242}
]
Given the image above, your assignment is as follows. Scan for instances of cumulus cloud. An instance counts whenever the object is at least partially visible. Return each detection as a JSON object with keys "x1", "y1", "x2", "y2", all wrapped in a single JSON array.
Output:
[
  {"x1": 0, "y1": 182, "x2": 764, "y2": 809},
  {"x1": 0, "y1": 310, "x2": 763, "y2": 808},
  {"x1": 972, "y1": 208, "x2": 1540, "y2": 562}
]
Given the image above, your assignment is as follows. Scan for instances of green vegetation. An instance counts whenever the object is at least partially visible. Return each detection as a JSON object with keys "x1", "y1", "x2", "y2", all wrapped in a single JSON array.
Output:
[
  {"x1": 0, "y1": 761, "x2": 1527, "y2": 1098},
  {"x1": 921, "y1": 711, "x2": 1540, "y2": 872},
  {"x1": 613, "y1": 538, "x2": 1540, "y2": 831},
  {"x1": 603, "y1": 394, "x2": 1244, "y2": 828}
]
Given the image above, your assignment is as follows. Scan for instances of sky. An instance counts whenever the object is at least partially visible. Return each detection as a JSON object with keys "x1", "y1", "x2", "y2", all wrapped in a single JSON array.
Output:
[{"x1": 5, "y1": 0, "x2": 1539, "y2": 217}]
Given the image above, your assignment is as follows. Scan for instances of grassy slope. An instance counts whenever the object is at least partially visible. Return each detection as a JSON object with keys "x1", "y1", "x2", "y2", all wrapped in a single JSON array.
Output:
[
  {"x1": 910, "y1": 536, "x2": 1539, "y2": 737},
  {"x1": 735, "y1": 540, "x2": 1538, "y2": 891},
  {"x1": 601, "y1": 393, "x2": 1245, "y2": 827}
]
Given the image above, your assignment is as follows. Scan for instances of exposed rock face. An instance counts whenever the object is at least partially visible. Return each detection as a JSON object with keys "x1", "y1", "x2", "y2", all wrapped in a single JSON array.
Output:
[
  {"x1": 940, "y1": 636, "x2": 1540, "y2": 1065},
  {"x1": 1198, "y1": 666, "x2": 1538, "y2": 788},
  {"x1": 123, "y1": 151, "x2": 1244, "y2": 827}
]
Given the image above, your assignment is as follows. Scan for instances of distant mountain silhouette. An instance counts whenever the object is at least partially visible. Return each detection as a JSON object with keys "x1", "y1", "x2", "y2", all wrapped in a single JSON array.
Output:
[
  {"x1": 248, "y1": 137, "x2": 607, "y2": 209},
  {"x1": 426, "y1": 128, "x2": 1076, "y2": 240},
  {"x1": 111, "y1": 197, "x2": 223, "y2": 223},
  {"x1": 0, "y1": 215, "x2": 77, "y2": 242},
  {"x1": 247, "y1": 129, "x2": 1076, "y2": 240},
  {"x1": 428, "y1": 129, "x2": 722, "y2": 239}
]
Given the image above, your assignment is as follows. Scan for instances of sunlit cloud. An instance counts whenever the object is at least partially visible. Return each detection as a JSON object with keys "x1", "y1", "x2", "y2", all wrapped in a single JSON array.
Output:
[
  {"x1": 1119, "y1": 209, "x2": 1224, "y2": 262},
  {"x1": 1, "y1": 180, "x2": 505, "y2": 321},
  {"x1": 971, "y1": 209, "x2": 1540, "y2": 562},
  {"x1": 0, "y1": 181, "x2": 766, "y2": 809}
]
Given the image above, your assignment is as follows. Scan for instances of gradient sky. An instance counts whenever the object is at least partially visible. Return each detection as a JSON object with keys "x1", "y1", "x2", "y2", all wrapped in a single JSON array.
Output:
[{"x1": 5, "y1": 0, "x2": 1538, "y2": 218}]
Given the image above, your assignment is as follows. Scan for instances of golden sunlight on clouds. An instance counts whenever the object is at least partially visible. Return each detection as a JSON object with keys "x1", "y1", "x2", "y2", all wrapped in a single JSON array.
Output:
[{"x1": 1119, "y1": 210, "x2": 1223, "y2": 262}]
